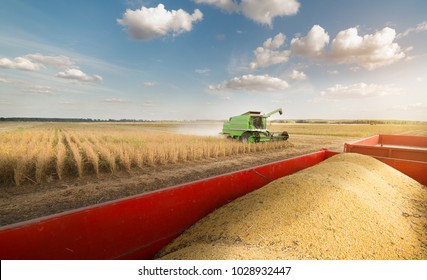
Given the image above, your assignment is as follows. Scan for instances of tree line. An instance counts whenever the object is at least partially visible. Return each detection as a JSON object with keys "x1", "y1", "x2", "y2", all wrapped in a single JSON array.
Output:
[{"x1": 0, "y1": 117, "x2": 154, "y2": 123}]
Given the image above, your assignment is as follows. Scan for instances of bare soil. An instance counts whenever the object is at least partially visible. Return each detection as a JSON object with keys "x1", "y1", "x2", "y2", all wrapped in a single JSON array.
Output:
[{"x1": 0, "y1": 135, "x2": 354, "y2": 226}]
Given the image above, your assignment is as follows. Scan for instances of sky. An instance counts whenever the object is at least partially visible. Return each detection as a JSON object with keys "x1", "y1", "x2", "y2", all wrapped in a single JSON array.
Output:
[{"x1": 0, "y1": 0, "x2": 426, "y2": 121}]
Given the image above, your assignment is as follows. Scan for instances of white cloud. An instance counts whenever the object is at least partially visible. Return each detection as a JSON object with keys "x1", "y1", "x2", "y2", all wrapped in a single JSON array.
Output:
[
  {"x1": 117, "y1": 4, "x2": 203, "y2": 40},
  {"x1": 391, "y1": 102, "x2": 427, "y2": 111},
  {"x1": 194, "y1": 0, "x2": 300, "y2": 26},
  {"x1": 263, "y1": 32, "x2": 286, "y2": 49},
  {"x1": 414, "y1": 21, "x2": 427, "y2": 31},
  {"x1": 193, "y1": 0, "x2": 239, "y2": 12},
  {"x1": 330, "y1": 27, "x2": 405, "y2": 70},
  {"x1": 195, "y1": 68, "x2": 211, "y2": 74},
  {"x1": 24, "y1": 85, "x2": 56, "y2": 95},
  {"x1": 397, "y1": 21, "x2": 427, "y2": 38},
  {"x1": 240, "y1": 0, "x2": 300, "y2": 26},
  {"x1": 143, "y1": 81, "x2": 158, "y2": 87},
  {"x1": 24, "y1": 53, "x2": 74, "y2": 69},
  {"x1": 209, "y1": 74, "x2": 289, "y2": 91},
  {"x1": 142, "y1": 101, "x2": 157, "y2": 107},
  {"x1": 320, "y1": 83, "x2": 403, "y2": 100},
  {"x1": 289, "y1": 70, "x2": 307, "y2": 81},
  {"x1": 247, "y1": 25, "x2": 408, "y2": 75},
  {"x1": 250, "y1": 33, "x2": 290, "y2": 69},
  {"x1": 0, "y1": 56, "x2": 44, "y2": 71},
  {"x1": 291, "y1": 25, "x2": 330, "y2": 58},
  {"x1": 1, "y1": 53, "x2": 105, "y2": 85},
  {"x1": 0, "y1": 77, "x2": 10, "y2": 83},
  {"x1": 103, "y1": 98, "x2": 126, "y2": 103},
  {"x1": 289, "y1": 25, "x2": 405, "y2": 70},
  {"x1": 56, "y1": 68, "x2": 103, "y2": 82}
]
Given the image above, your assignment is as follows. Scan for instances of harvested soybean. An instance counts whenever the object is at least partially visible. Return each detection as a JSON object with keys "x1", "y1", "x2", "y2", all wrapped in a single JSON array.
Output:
[{"x1": 156, "y1": 153, "x2": 427, "y2": 260}]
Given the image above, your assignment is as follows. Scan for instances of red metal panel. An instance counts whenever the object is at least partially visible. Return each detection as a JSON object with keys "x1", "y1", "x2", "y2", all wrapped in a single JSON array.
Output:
[
  {"x1": 324, "y1": 149, "x2": 340, "y2": 158},
  {"x1": 381, "y1": 134, "x2": 427, "y2": 148},
  {"x1": 0, "y1": 150, "x2": 327, "y2": 260},
  {"x1": 346, "y1": 135, "x2": 380, "y2": 148},
  {"x1": 345, "y1": 134, "x2": 427, "y2": 162},
  {"x1": 389, "y1": 149, "x2": 427, "y2": 162},
  {"x1": 373, "y1": 157, "x2": 427, "y2": 187},
  {"x1": 345, "y1": 145, "x2": 390, "y2": 157},
  {"x1": 345, "y1": 145, "x2": 427, "y2": 162}
]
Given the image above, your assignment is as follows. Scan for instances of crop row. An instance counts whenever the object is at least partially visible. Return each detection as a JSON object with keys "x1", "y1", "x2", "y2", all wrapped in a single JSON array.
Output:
[{"x1": 0, "y1": 126, "x2": 292, "y2": 186}]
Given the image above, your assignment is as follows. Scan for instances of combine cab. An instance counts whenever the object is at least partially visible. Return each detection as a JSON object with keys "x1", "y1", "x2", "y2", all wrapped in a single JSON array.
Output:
[{"x1": 222, "y1": 108, "x2": 289, "y2": 143}]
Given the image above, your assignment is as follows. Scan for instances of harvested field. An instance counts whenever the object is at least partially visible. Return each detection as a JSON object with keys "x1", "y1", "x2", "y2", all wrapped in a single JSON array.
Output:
[{"x1": 156, "y1": 153, "x2": 427, "y2": 260}]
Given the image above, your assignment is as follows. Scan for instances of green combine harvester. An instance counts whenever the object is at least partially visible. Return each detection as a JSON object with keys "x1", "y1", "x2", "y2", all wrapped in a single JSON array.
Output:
[{"x1": 221, "y1": 108, "x2": 289, "y2": 143}]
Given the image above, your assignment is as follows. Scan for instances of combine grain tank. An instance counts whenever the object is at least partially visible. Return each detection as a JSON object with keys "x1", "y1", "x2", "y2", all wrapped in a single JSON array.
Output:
[{"x1": 222, "y1": 108, "x2": 289, "y2": 142}]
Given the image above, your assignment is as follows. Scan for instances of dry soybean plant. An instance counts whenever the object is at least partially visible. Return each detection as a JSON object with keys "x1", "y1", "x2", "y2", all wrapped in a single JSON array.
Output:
[{"x1": 0, "y1": 124, "x2": 293, "y2": 186}]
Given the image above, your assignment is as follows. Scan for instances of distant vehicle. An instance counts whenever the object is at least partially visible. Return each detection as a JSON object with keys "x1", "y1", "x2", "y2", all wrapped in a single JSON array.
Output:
[{"x1": 221, "y1": 108, "x2": 289, "y2": 143}]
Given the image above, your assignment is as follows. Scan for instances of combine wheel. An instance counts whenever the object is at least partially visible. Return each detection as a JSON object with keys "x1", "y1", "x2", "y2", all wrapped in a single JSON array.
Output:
[
  {"x1": 241, "y1": 132, "x2": 251, "y2": 143},
  {"x1": 281, "y1": 131, "x2": 289, "y2": 140}
]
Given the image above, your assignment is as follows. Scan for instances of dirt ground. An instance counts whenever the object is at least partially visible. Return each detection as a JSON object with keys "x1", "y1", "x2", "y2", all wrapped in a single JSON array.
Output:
[{"x1": 0, "y1": 135, "x2": 357, "y2": 226}]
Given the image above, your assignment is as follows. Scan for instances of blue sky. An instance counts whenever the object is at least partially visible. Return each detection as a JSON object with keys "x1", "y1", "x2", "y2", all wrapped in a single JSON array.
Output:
[{"x1": 0, "y1": 0, "x2": 426, "y2": 121}]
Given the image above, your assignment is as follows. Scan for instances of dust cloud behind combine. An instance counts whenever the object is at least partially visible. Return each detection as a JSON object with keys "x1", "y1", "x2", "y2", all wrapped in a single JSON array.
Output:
[{"x1": 170, "y1": 122, "x2": 224, "y2": 137}]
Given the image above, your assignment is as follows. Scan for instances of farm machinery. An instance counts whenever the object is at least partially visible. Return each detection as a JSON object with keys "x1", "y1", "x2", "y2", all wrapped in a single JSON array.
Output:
[{"x1": 221, "y1": 108, "x2": 289, "y2": 142}]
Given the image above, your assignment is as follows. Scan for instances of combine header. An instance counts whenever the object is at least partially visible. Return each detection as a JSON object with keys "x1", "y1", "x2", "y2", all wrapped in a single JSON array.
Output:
[{"x1": 221, "y1": 108, "x2": 289, "y2": 142}]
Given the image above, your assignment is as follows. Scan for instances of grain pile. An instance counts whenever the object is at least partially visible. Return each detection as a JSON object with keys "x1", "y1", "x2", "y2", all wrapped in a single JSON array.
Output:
[{"x1": 156, "y1": 153, "x2": 427, "y2": 260}]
